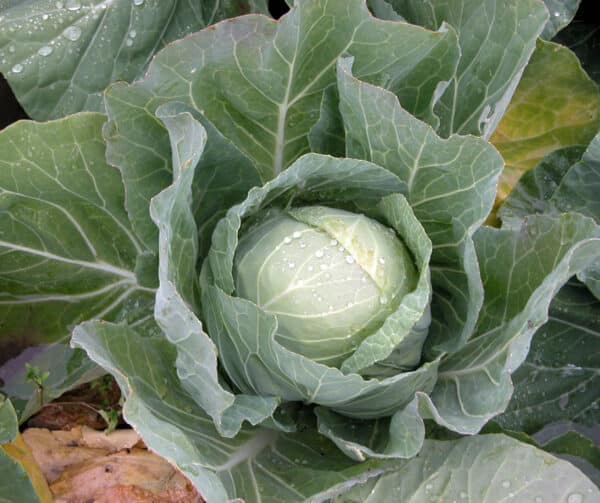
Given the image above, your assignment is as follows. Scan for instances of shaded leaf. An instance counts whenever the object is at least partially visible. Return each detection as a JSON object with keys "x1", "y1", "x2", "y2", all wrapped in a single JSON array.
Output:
[{"x1": 496, "y1": 282, "x2": 600, "y2": 433}]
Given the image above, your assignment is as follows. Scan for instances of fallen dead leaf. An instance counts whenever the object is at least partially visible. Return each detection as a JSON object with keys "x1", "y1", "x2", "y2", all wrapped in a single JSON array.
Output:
[
  {"x1": 51, "y1": 449, "x2": 202, "y2": 503},
  {"x1": 22, "y1": 426, "x2": 202, "y2": 502}
]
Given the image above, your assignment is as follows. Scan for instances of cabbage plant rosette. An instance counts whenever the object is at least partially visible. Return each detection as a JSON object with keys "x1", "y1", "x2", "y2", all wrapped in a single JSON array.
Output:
[{"x1": 201, "y1": 153, "x2": 435, "y2": 459}]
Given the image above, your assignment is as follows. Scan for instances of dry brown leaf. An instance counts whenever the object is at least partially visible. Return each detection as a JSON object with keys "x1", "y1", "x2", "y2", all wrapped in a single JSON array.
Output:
[
  {"x1": 78, "y1": 426, "x2": 141, "y2": 451},
  {"x1": 93, "y1": 483, "x2": 203, "y2": 503},
  {"x1": 51, "y1": 448, "x2": 202, "y2": 503},
  {"x1": 22, "y1": 426, "x2": 202, "y2": 502},
  {"x1": 23, "y1": 427, "x2": 108, "y2": 482}
]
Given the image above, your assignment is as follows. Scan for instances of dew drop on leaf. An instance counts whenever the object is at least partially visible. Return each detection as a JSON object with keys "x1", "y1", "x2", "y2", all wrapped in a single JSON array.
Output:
[
  {"x1": 62, "y1": 25, "x2": 82, "y2": 41},
  {"x1": 11, "y1": 63, "x2": 23, "y2": 73},
  {"x1": 133, "y1": 0, "x2": 144, "y2": 5},
  {"x1": 38, "y1": 45, "x2": 53, "y2": 56},
  {"x1": 567, "y1": 494, "x2": 583, "y2": 503},
  {"x1": 66, "y1": 0, "x2": 81, "y2": 11}
]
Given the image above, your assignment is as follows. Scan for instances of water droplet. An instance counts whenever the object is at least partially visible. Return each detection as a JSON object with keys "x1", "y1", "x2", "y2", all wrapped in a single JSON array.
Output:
[
  {"x1": 379, "y1": 295, "x2": 388, "y2": 305},
  {"x1": 425, "y1": 483, "x2": 433, "y2": 491},
  {"x1": 535, "y1": 497, "x2": 543, "y2": 503},
  {"x1": 125, "y1": 38, "x2": 133, "y2": 47},
  {"x1": 8, "y1": 45, "x2": 15, "y2": 53},
  {"x1": 502, "y1": 481, "x2": 510, "y2": 489},
  {"x1": 315, "y1": 250, "x2": 324, "y2": 258},
  {"x1": 338, "y1": 246, "x2": 344, "y2": 252},
  {"x1": 284, "y1": 237, "x2": 292, "y2": 244},
  {"x1": 330, "y1": 239, "x2": 338, "y2": 246},
  {"x1": 288, "y1": 262, "x2": 295, "y2": 269},
  {"x1": 42, "y1": 14, "x2": 49, "y2": 20},
  {"x1": 379, "y1": 257, "x2": 385, "y2": 264},
  {"x1": 317, "y1": 296, "x2": 323, "y2": 302},
  {"x1": 559, "y1": 393, "x2": 569, "y2": 410},
  {"x1": 554, "y1": 11, "x2": 560, "y2": 17},
  {"x1": 66, "y1": 0, "x2": 81, "y2": 11},
  {"x1": 299, "y1": 242, "x2": 306, "y2": 248},
  {"x1": 347, "y1": 301, "x2": 353, "y2": 307},
  {"x1": 345, "y1": 255, "x2": 354, "y2": 264},
  {"x1": 567, "y1": 493, "x2": 583, "y2": 503},
  {"x1": 62, "y1": 25, "x2": 82, "y2": 41},
  {"x1": 129, "y1": 29, "x2": 137, "y2": 38},
  {"x1": 133, "y1": 0, "x2": 144, "y2": 5},
  {"x1": 56, "y1": 0, "x2": 64, "y2": 8},
  {"x1": 308, "y1": 266, "x2": 314, "y2": 272},
  {"x1": 11, "y1": 63, "x2": 23, "y2": 73},
  {"x1": 319, "y1": 264, "x2": 328, "y2": 271},
  {"x1": 38, "y1": 45, "x2": 53, "y2": 56}
]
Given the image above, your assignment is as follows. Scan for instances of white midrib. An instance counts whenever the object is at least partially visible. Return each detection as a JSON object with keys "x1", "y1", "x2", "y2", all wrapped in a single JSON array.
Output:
[
  {"x1": 0, "y1": 240, "x2": 137, "y2": 281},
  {"x1": 273, "y1": 61, "x2": 296, "y2": 176},
  {"x1": 214, "y1": 429, "x2": 278, "y2": 472}
]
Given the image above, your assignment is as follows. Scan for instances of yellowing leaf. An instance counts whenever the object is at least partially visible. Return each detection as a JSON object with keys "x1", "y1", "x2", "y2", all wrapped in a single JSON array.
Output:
[
  {"x1": 1, "y1": 434, "x2": 53, "y2": 503},
  {"x1": 491, "y1": 38, "x2": 600, "y2": 206}
]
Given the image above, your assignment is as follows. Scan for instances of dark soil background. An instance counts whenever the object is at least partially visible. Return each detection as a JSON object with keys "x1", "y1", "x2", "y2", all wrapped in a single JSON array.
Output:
[{"x1": 0, "y1": 0, "x2": 596, "y2": 131}]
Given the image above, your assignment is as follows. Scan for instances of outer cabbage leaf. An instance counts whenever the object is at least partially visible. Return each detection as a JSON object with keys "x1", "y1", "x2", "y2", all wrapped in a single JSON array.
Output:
[
  {"x1": 491, "y1": 39, "x2": 600, "y2": 205},
  {"x1": 103, "y1": 0, "x2": 460, "y2": 248},
  {"x1": 0, "y1": 113, "x2": 156, "y2": 363},
  {"x1": 150, "y1": 103, "x2": 277, "y2": 437},
  {"x1": 496, "y1": 282, "x2": 600, "y2": 434},
  {"x1": 335, "y1": 434, "x2": 599, "y2": 502},
  {"x1": 499, "y1": 134, "x2": 600, "y2": 298},
  {"x1": 0, "y1": 0, "x2": 269, "y2": 120},
  {"x1": 387, "y1": 0, "x2": 548, "y2": 138},
  {"x1": 541, "y1": 0, "x2": 581, "y2": 39},
  {"x1": 335, "y1": 57, "x2": 503, "y2": 354},
  {"x1": 71, "y1": 321, "x2": 406, "y2": 503},
  {"x1": 482, "y1": 420, "x2": 600, "y2": 487},
  {"x1": 427, "y1": 214, "x2": 600, "y2": 434}
]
